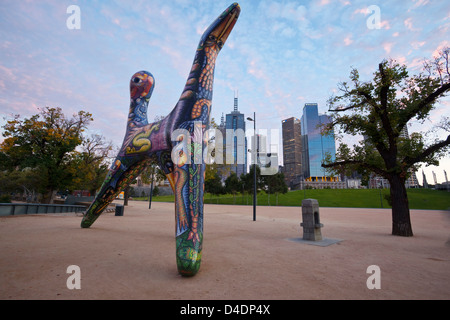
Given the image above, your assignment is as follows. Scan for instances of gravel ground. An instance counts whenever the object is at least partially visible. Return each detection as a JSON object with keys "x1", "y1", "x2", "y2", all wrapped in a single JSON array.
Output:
[{"x1": 0, "y1": 200, "x2": 449, "y2": 300}]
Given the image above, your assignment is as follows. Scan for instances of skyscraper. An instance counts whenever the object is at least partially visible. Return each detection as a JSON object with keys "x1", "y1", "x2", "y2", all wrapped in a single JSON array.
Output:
[
  {"x1": 224, "y1": 93, "x2": 247, "y2": 177},
  {"x1": 301, "y1": 103, "x2": 336, "y2": 181},
  {"x1": 282, "y1": 117, "x2": 302, "y2": 187}
]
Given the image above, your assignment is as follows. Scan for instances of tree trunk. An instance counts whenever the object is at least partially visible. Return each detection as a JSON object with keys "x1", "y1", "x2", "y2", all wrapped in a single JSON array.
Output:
[
  {"x1": 389, "y1": 175, "x2": 413, "y2": 237},
  {"x1": 124, "y1": 186, "x2": 130, "y2": 206},
  {"x1": 42, "y1": 190, "x2": 56, "y2": 204}
]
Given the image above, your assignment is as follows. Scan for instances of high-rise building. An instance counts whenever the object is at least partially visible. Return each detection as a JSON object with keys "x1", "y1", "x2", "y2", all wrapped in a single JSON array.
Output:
[
  {"x1": 224, "y1": 93, "x2": 247, "y2": 177},
  {"x1": 301, "y1": 103, "x2": 336, "y2": 181},
  {"x1": 215, "y1": 113, "x2": 228, "y2": 179},
  {"x1": 282, "y1": 117, "x2": 302, "y2": 187}
]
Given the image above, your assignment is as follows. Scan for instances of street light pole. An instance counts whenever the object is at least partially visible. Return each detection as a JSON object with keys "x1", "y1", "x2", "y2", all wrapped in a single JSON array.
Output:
[
  {"x1": 149, "y1": 165, "x2": 154, "y2": 209},
  {"x1": 247, "y1": 112, "x2": 256, "y2": 221}
]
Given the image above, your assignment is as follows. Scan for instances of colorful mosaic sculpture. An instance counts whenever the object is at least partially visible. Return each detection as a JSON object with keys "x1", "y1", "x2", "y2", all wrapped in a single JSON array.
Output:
[{"x1": 81, "y1": 3, "x2": 240, "y2": 276}]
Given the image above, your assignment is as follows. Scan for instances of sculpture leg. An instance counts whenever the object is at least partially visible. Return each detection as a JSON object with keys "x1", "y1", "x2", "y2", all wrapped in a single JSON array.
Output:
[
  {"x1": 174, "y1": 162, "x2": 205, "y2": 276},
  {"x1": 81, "y1": 157, "x2": 150, "y2": 228},
  {"x1": 171, "y1": 124, "x2": 206, "y2": 276}
]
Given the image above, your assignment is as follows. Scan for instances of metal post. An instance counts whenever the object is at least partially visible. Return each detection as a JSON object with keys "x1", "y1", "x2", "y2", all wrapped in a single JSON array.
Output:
[
  {"x1": 253, "y1": 112, "x2": 256, "y2": 221},
  {"x1": 149, "y1": 165, "x2": 154, "y2": 209},
  {"x1": 247, "y1": 112, "x2": 257, "y2": 221}
]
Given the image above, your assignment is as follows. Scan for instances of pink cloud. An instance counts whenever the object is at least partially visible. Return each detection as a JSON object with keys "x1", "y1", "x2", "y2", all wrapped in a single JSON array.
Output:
[
  {"x1": 394, "y1": 56, "x2": 408, "y2": 65},
  {"x1": 432, "y1": 41, "x2": 450, "y2": 58},
  {"x1": 404, "y1": 18, "x2": 419, "y2": 31},
  {"x1": 344, "y1": 35, "x2": 353, "y2": 46},
  {"x1": 353, "y1": 8, "x2": 368, "y2": 16},
  {"x1": 0, "y1": 65, "x2": 15, "y2": 79},
  {"x1": 404, "y1": 18, "x2": 413, "y2": 30},
  {"x1": 248, "y1": 60, "x2": 269, "y2": 81},
  {"x1": 411, "y1": 41, "x2": 426, "y2": 49},
  {"x1": 409, "y1": 57, "x2": 426, "y2": 70},
  {"x1": 412, "y1": 0, "x2": 430, "y2": 8},
  {"x1": 380, "y1": 20, "x2": 391, "y2": 30},
  {"x1": 383, "y1": 42, "x2": 394, "y2": 54}
]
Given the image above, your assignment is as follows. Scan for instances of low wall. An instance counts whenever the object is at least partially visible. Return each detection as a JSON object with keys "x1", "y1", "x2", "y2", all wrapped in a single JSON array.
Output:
[{"x1": 0, "y1": 203, "x2": 86, "y2": 216}]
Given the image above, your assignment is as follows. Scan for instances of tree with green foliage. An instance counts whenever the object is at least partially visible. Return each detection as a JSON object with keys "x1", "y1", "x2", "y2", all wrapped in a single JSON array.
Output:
[
  {"x1": 139, "y1": 163, "x2": 167, "y2": 186},
  {"x1": 240, "y1": 164, "x2": 264, "y2": 194},
  {"x1": 264, "y1": 172, "x2": 288, "y2": 194},
  {"x1": 205, "y1": 171, "x2": 225, "y2": 195},
  {"x1": 260, "y1": 171, "x2": 287, "y2": 206},
  {"x1": 322, "y1": 48, "x2": 450, "y2": 237},
  {"x1": 224, "y1": 171, "x2": 241, "y2": 195},
  {"x1": 70, "y1": 134, "x2": 113, "y2": 195},
  {"x1": 0, "y1": 168, "x2": 44, "y2": 202},
  {"x1": 0, "y1": 107, "x2": 107, "y2": 203}
]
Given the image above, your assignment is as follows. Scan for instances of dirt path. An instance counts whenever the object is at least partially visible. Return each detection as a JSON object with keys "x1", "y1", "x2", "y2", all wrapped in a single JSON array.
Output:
[{"x1": 0, "y1": 201, "x2": 449, "y2": 300}]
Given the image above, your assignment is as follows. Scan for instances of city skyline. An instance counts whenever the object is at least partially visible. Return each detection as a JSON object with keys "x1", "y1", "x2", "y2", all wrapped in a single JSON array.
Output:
[{"x1": 0, "y1": 0, "x2": 448, "y2": 183}]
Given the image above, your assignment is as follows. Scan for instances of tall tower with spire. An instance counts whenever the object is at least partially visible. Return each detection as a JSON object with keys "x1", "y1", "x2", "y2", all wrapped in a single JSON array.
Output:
[{"x1": 224, "y1": 91, "x2": 247, "y2": 177}]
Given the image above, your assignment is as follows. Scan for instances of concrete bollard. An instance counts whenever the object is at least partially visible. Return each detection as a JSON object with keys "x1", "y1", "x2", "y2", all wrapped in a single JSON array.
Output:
[{"x1": 300, "y1": 199, "x2": 323, "y2": 241}]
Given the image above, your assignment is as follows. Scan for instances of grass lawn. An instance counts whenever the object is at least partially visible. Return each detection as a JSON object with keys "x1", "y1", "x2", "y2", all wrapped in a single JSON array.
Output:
[{"x1": 134, "y1": 188, "x2": 450, "y2": 210}]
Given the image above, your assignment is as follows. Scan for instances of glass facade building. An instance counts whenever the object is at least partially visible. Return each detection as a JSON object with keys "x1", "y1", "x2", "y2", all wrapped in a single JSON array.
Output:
[
  {"x1": 301, "y1": 103, "x2": 336, "y2": 180},
  {"x1": 224, "y1": 96, "x2": 247, "y2": 177}
]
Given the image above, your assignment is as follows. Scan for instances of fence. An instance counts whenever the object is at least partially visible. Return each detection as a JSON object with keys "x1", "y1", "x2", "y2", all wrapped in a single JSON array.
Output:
[{"x1": 0, "y1": 203, "x2": 86, "y2": 216}]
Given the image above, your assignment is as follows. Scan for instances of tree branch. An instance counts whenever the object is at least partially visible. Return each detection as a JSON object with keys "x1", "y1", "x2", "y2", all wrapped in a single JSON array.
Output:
[
  {"x1": 377, "y1": 63, "x2": 397, "y2": 152},
  {"x1": 378, "y1": 63, "x2": 389, "y2": 110},
  {"x1": 404, "y1": 134, "x2": 450, "y2": 167},
  {"x1": 328, "y1": 104, "x2": 360, "y2": 112},
  {"x1": 398, "y1": 82, "x2": 450, "y2": 131}
]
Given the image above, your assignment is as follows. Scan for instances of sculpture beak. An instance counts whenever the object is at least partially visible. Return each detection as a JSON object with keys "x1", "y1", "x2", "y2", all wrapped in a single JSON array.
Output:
[
  {"x1": 200, "y1": 2, "x2": 240, "y2": 49},
  {"x1": 215, "y1": 3, "x2": 240, "y2": 44}
]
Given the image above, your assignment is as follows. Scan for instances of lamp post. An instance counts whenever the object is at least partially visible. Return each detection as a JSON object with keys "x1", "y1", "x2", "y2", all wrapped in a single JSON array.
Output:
[
  {"x1": 247, "y1": 112, "x2": 256, "y2": 221},
  {"x1": 149, "y1": 164, "x2": 154, "y2": 209}
]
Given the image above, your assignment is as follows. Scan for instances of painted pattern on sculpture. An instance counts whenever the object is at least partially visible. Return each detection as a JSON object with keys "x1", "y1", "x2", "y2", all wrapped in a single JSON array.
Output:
[{"x1": 80, "y1": 3, "x2": 240, "y2": 277}]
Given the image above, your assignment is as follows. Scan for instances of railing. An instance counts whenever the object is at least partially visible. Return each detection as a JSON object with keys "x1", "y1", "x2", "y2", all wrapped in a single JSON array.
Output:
[{"x1": 0, "y1": 203, "x2": 86, "y2": 216}]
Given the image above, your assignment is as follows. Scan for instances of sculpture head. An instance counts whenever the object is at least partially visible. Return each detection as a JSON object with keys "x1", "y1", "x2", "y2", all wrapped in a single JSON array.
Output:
[
  {"x1": 128, "y1": 71, "x2": 155, "y2": 128},
  {"x1": 130, "y1": 70, "x2": 155, "y2": 101},
  {"x1": 198, "y1": 2, "x2": 240, "y2": 51}
]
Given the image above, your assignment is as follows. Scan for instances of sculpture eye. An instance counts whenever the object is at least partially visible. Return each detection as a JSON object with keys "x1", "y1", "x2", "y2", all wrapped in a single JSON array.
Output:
[
  {"x1": 208, "y1": 35, "x2": 216, "y2": 42},
  {"x1": 133, "y1": 77, "x2": 142, "y2": 84}
]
